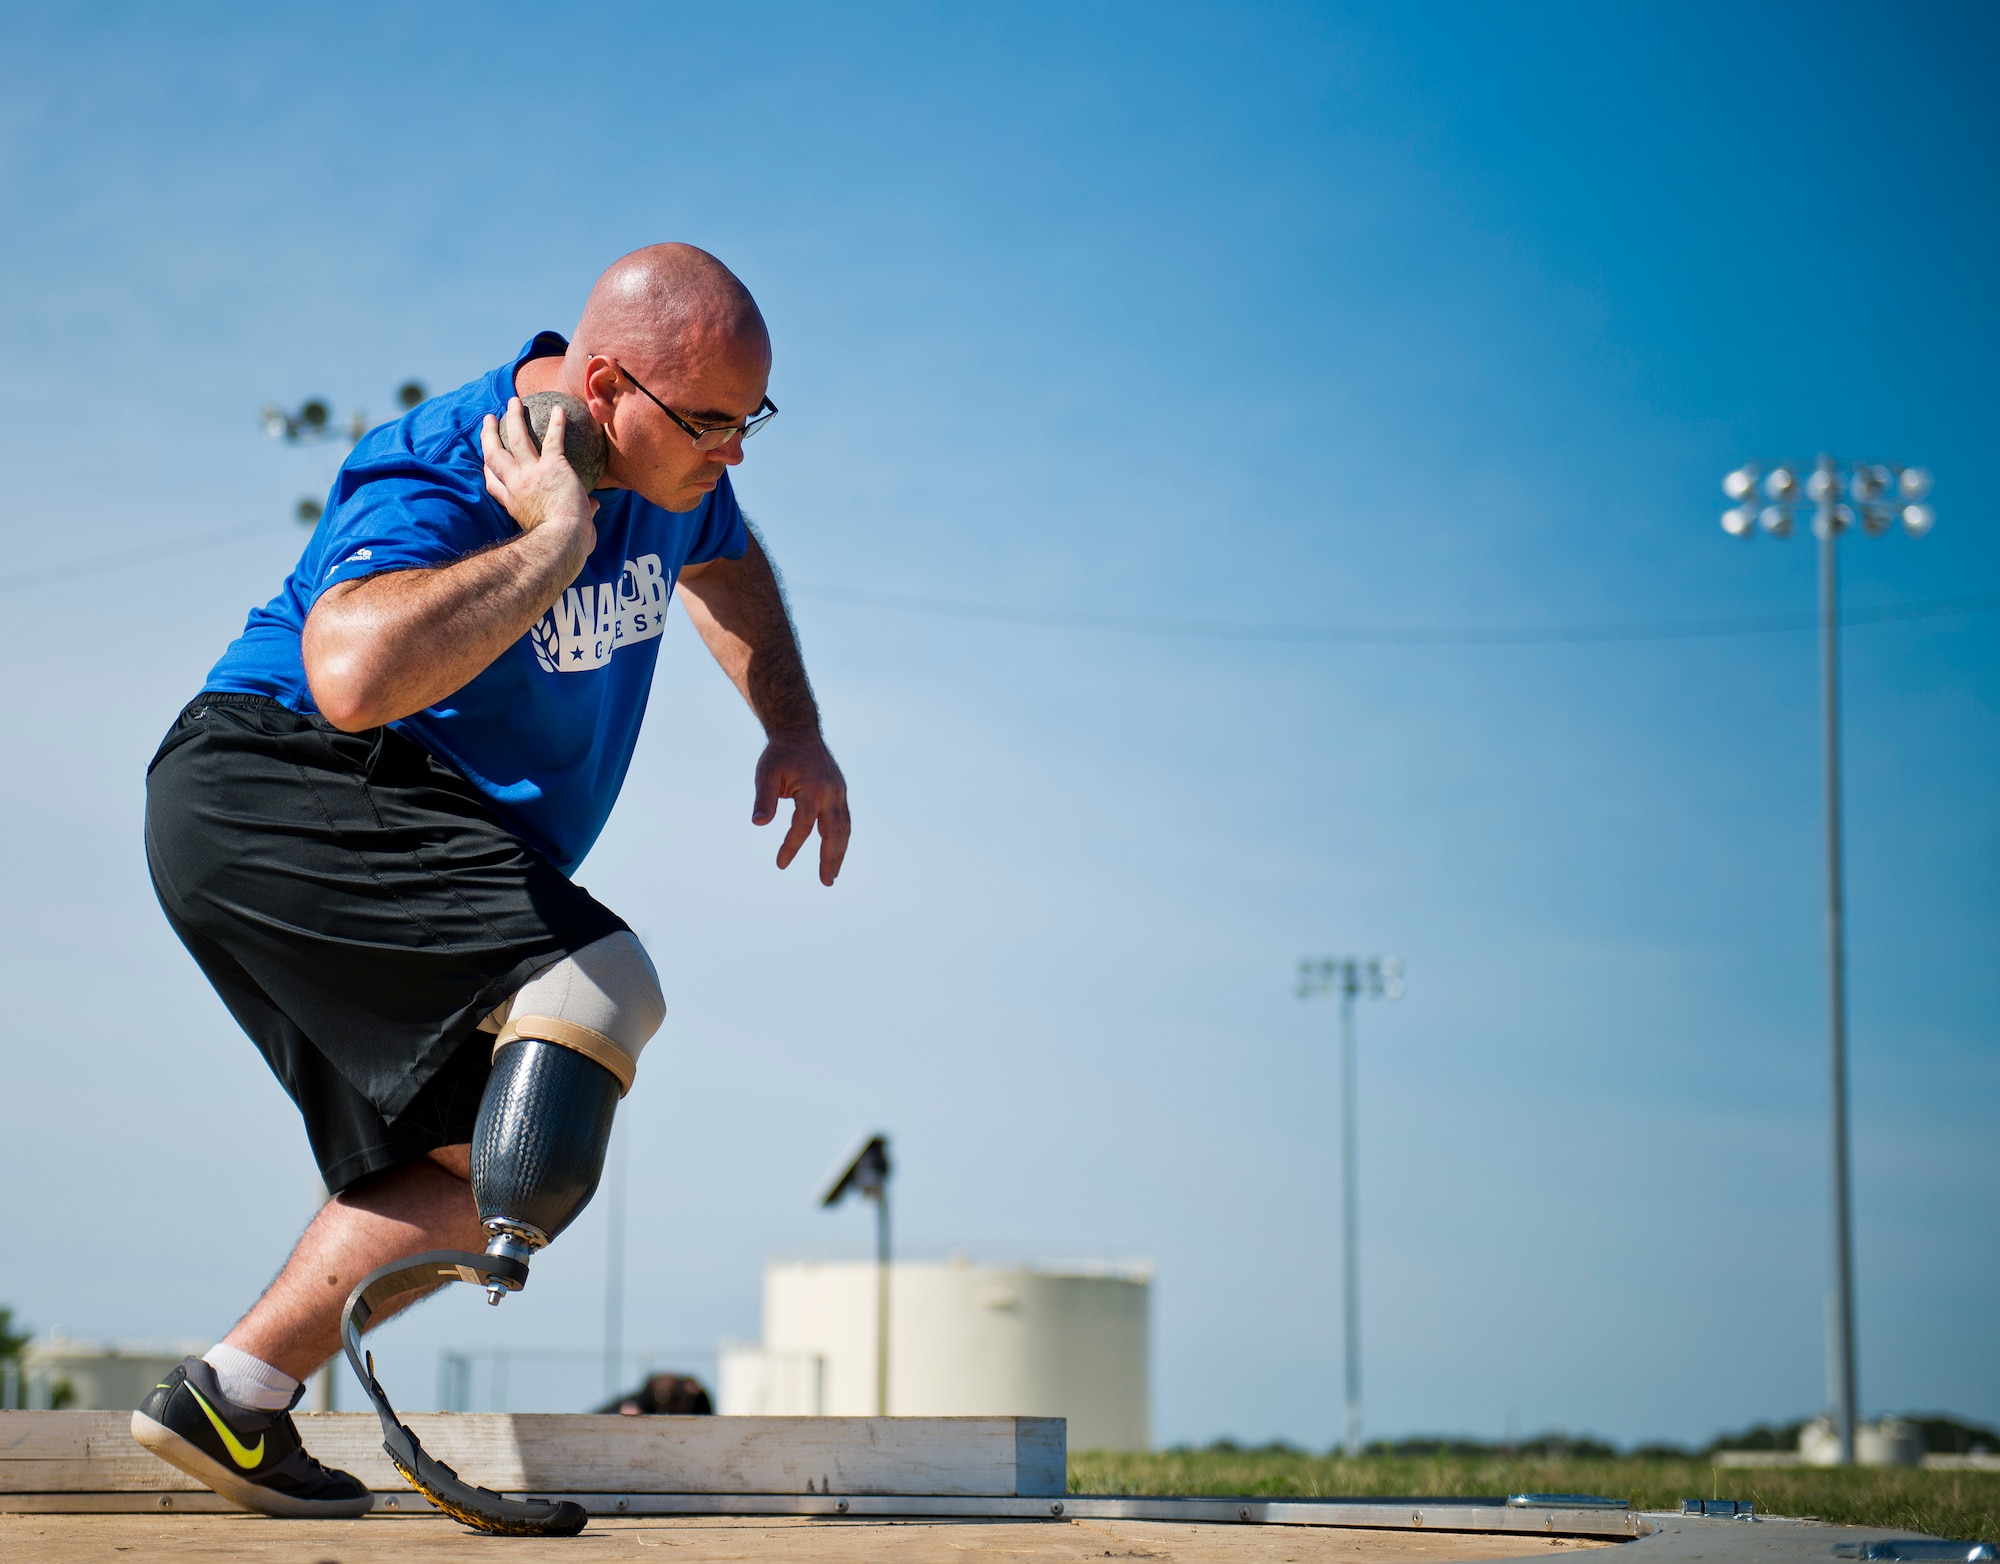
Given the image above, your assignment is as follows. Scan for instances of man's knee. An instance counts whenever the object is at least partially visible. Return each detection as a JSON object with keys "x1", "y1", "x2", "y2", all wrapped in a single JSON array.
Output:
[{"x1": 479, "y1": 931, "x2": 663, "y2": 1096}]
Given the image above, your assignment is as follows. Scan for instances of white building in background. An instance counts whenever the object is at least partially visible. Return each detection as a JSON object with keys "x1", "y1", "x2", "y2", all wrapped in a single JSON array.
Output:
[
  {"x1": 720, "y1": 1258, "x2": 1150, "y2": 1451},
  {"x1": 9, "y1": 1337, "x2": 206, "y2": 1410},
  {"x1": 1800, "y1": 1416, "x2": 1925, "y2": 1467}
]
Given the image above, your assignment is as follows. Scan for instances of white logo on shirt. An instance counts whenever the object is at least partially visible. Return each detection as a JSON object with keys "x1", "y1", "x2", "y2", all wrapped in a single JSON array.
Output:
[
  {"x1": 529, "y1": 553, "x2": 670, "y2": 673},
  {"x1": 325, "y1": 547, "x2": 375, "y2": 578}
]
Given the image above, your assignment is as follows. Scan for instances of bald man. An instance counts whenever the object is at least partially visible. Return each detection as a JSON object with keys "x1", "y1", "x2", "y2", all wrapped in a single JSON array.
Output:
[{"x1": 137, "y1": 245, "x2": 848, "y2": 1516}]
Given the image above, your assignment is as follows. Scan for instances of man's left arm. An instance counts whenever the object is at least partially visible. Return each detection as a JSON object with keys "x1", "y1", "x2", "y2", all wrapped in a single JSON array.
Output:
[{"x1": 676, "y1": 531, "x2": 851, "y2": 886}]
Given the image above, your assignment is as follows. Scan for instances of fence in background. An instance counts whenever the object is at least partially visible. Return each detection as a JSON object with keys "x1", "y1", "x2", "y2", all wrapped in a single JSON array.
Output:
[
  {"x1": 433, "y1": 1348, "x2": 718, "y2": 1414},
  {"x1": 0, "y1": 1363, "x2": 62, "y2": 1410}
]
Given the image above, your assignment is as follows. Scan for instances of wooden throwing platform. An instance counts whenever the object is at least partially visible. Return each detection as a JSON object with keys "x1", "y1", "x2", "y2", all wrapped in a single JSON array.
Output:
[
  {"x1": 1, "y1": 1410, "x2": 1065, "y2": 1506},
  {"x1": 0, "y1": 1409, "x2": 1661, "y2": 1543},
  {"x1": 0, "y1": 1411, "x2": 1646, "y2": 1538}
]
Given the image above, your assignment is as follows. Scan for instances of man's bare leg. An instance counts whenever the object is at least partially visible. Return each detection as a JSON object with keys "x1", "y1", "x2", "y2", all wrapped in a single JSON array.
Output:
[{"x1": 222, "y1": 1146, "x2": 483, "y2": 1382}]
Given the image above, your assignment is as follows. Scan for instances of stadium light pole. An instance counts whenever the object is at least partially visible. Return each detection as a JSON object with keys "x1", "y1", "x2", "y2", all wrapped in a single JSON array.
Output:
[
  {"x1": 1297, "y1": 956, "x2": 1404, "y2": 1457},
  {"x1": 1717, "y1": 454, "x2": 1934, "y2": 1466},
  {"x1": 819, "y1": 1135, "x2": 893, "y2": 1416}
]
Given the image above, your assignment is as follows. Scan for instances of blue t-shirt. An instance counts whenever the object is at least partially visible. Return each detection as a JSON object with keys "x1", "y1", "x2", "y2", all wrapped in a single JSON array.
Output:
[{"x1": 205, "y1": 332, "x2": 749, "y2": 875}]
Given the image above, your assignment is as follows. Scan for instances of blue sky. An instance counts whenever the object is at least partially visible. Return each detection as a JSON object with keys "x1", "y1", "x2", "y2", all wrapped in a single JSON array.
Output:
[{"x1": 1, "y1": 1, "x2": 1993, "y2": 1448}]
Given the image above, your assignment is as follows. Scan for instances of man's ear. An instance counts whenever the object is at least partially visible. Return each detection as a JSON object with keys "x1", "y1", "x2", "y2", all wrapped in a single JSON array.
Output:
[{"x1": 580, "y1": 356, "x2": 621, "y2": 425}]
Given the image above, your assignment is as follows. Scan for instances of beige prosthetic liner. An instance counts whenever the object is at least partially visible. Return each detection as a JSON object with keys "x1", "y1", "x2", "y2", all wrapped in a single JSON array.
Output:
[{"x1": 479, "y1": 931, "x2": 665, "y2": 1096}]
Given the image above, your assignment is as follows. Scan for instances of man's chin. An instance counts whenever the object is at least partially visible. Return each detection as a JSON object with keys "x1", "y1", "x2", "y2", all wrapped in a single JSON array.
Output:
[{"x1": 628, "y1": 481, "x2": 716, "y2": 514}]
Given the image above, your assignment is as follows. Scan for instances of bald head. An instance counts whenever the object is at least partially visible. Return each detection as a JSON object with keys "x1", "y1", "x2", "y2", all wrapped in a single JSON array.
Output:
[
  {"x1": 570, "y1": 243, "x2": 769, "y2": 384},
  {"x1": 525, "y1": 246, "x2": 774, "y2": 509}
]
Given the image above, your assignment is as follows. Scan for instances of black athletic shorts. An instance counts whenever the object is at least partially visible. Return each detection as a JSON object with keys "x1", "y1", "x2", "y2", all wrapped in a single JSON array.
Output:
[{"x1": 145, "y1": 693, "x2": 628, "y2": 1195}]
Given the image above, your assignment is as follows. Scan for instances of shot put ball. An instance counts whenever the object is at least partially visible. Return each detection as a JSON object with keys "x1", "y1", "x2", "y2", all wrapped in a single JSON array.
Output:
[{"x1": 500, "y1": 391, "x2": 609, "y2": 492}]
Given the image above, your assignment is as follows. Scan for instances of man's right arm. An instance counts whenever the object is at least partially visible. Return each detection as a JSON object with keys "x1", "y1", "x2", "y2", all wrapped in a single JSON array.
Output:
[{"x1": 302, "y1": 400, "x2": 595, "y2": 732}]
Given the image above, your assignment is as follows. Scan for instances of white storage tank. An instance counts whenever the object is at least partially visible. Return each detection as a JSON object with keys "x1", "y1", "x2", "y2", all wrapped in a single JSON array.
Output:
[
  {"x1": 14, "y1": 1337, "x2": 206, "y2": 1411},
  {"x1": 720, "y1": 1257, "x2": 1150, "y2": 1451},
  {"x1": 1800, "y1": 1416, "x2": 1926, "y2": 1467}
]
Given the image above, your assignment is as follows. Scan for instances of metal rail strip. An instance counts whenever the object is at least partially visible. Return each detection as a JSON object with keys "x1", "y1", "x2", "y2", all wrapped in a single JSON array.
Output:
[{"x1": 0, "y1": 1490, "x2": 1654, "y2": 1537}]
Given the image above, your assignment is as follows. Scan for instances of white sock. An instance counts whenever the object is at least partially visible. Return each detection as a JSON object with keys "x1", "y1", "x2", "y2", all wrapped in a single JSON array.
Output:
[{"x1": 203, "y1": 1343, "x2": 299, "y2": 1412}]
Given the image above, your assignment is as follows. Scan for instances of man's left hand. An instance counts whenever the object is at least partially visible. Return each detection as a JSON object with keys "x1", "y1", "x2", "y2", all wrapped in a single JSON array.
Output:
[{"x1": 753, "y1": 733, "x2": 851, "y2": 886}]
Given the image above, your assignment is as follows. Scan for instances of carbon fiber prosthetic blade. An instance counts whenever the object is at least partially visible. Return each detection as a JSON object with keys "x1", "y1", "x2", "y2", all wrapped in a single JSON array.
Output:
[{"x1": 340, "y1": 1252, "x2": 589, "y2": 1536}]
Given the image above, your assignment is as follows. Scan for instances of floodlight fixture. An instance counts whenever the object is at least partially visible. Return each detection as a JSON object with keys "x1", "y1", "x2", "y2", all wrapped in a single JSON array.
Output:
[
  {"x1": 1297, "y1": 955, "x2": 1405, "y2": 1004},
  {"x1": 1713, "y1": 451, "x2": 1934, "y2": 1468},
  {"x1": 1851, "y1": 465, "x2": 1891, "y2": 502},
  {"x1": 260, "y1": 397, "x2": 338, "y2": 444},
  {"x1": 1723, "y1": 455, "x2": 1933, "y2": 553},
  {"x1": 259, "y1": 380, "x2": 427, "y2": 446},
  {"x1": 1297, "y1": 956, "x2": 1405, "y2": 1458},
  {"x1": 818, "y1": 1133, "x2": 893, "y2": 1415},
  {"x1": 819, "y1": 1133, "x2": 891, "y2": 1209}
]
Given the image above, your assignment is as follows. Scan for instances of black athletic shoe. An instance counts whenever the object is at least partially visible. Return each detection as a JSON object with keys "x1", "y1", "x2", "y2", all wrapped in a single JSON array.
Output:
[{"x1": 132, "y1": 1356, "x2": 373, "y2": 1518}]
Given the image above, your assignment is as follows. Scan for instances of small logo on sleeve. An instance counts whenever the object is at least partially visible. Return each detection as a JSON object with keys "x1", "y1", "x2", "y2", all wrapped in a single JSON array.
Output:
[{"x1": 325, "y1": 548, "x2": 375, "y2": 578}]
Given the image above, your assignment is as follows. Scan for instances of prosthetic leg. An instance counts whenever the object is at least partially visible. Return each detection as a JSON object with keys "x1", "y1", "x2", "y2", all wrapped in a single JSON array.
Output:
[
  {"x1": 339, "y1": 934, "x2": 660, "y2": 1537},
  {"x1": 342, "y1": 1246, "x2": 585, "y2": 1536},
  {"x1": 470, "y1": 1036, "x2": 623, "y2": 1296}
]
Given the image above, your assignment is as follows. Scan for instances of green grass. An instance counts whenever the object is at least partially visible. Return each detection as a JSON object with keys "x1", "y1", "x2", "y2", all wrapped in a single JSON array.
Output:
[{"x1": 1069, "y1": 1449, "x2": 2000, "y2": 1545}]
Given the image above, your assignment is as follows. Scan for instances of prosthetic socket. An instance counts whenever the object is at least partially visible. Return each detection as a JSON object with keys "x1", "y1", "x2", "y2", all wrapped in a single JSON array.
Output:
[{"x1": 467, "y1": 932, "x2": 664, "y2": 1301}]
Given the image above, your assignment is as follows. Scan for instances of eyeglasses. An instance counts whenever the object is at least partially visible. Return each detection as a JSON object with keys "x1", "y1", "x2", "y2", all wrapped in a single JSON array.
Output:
[{"x1": 610, "y1": 360, "x2": 777, "y2": 450}]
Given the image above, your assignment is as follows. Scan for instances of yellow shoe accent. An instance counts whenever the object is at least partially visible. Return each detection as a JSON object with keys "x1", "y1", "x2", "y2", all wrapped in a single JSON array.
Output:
[{"x1": 185, "y1": 1384, "x2": 266, "y2": 1470}]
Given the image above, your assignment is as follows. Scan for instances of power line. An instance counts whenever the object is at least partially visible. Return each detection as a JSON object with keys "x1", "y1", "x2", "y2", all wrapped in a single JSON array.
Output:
[
  {"x1": 0, "y1": 519, "x2": 285, "y2": 594},
  {"x1": 791, "y1": 583, "x2": 2000, "y2": 646}
]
